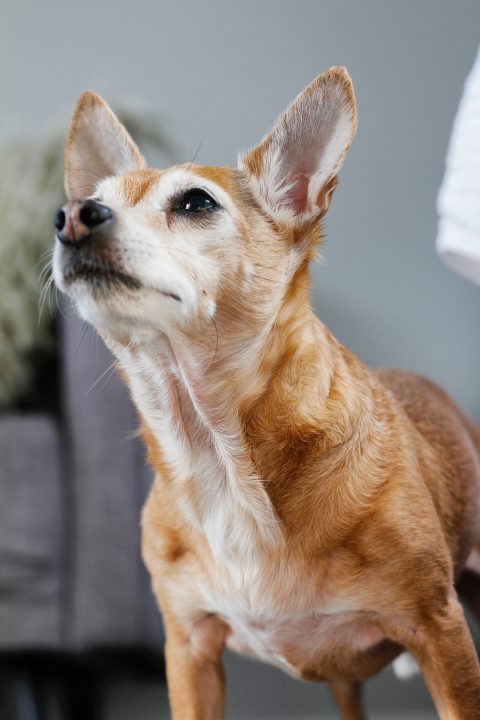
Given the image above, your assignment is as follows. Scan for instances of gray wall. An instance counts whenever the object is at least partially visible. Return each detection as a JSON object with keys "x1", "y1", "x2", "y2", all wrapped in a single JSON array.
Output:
[
  {"x1": 2, "y1": 0, "x2": 479, "y2": 416},
  {"x1": 2, "y1": 1, "x2": 480, "y2": 717}
]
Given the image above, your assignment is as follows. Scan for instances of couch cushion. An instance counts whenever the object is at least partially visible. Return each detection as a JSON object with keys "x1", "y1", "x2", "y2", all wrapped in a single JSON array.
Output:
[
  {"x1": 0, "y1": 414, "x2": 62, "y2": 648},
  {"x1": 61, "y1": 304, "x2": 163, "y2": 650}
]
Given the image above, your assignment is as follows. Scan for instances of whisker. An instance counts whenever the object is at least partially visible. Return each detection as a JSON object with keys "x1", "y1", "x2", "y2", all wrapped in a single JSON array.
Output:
[
  {"x1": 38, "y1": 259, "x2": 54, "y2": 282},
  {"x1": 92, "y1": 339, "x2": 135, "y2": 395},
  {"x1": 98, "y1": 363, "x2": 119, "y2": 393},
  {"x1": 38, "y1": 274, "x2": 54, "y2": 325},
  {"x1": 53, "y1": 285, "x2": 66, "y2": 319},
  {"x1": 74, "y1": 323, "x2": 90, "y2": 360},
  {"x1": 189, "y1": 136, "x2": 205, "y2": 164},
  {"x1": 35, "y1": 247, "x2": 54, "y2": 269},
  {"x1": 47, "y1": 279, "x2": 56, "y2": 319},
  {"x1": 80, "y1": 356, "x2": 119, "y2": 398}
]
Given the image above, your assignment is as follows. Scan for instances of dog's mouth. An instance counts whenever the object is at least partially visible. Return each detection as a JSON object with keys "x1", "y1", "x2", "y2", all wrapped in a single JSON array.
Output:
[
  {"x1": 60, "y1": 253, "x2": 182, "y2": 303},
  {"x1": 62, "y1": 254, "x2": 141, "y2": 292}
]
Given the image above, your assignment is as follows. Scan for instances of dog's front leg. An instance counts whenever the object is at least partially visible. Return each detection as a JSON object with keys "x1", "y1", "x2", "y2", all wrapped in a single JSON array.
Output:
[
  {"x1": 383, "y1": 594, "x2": 480, "y2": 719},
  {"x1": 163, "y1": 613, "x2": 228, "y2": 720},
  {"x1": 329, "y1": 680, "x2": 364, "y2": 720}
]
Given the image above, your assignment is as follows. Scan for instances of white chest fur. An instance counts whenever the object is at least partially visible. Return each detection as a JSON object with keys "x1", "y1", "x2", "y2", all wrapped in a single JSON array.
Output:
[
  {"x1": 115, "y1": 342, "x2": 281, "y2": 568},
  {"x1": 197, "y1": 564, "x2": 385, "y2": 677},
  {"x1": 124, "y1": 340, "x2": 390, "y2": 678}
]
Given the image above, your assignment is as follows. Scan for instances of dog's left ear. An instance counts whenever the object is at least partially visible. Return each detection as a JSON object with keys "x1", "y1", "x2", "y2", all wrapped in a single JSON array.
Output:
[
  {"x1": 239, "y1": 67, "x2": 356, "y2": 226},
  {"x1": 64, "y1": 91, "x2": 146, "y2": 200}
]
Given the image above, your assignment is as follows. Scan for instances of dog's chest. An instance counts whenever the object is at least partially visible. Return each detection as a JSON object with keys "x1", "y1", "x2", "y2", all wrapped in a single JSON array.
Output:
[
  {"x1": 197, "y1": 563, "x2": 386, "y2": 678},
  {"x1": 132, "y1": 351, "x2": 387, "y2": 675},
  {"x1": 223, "y1": 611, "x2": 385, "y2": 677}
]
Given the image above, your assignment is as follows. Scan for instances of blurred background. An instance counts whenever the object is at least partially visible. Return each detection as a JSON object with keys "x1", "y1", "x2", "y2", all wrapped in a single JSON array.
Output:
[{"x1": 1, "y1": 1, "x2": 479, "y2": 718}]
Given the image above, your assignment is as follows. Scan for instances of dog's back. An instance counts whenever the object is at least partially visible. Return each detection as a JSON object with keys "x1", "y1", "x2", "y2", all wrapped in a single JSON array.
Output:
[{"x1": 377, "y1": 367, "x2": 480, "y2": 573}]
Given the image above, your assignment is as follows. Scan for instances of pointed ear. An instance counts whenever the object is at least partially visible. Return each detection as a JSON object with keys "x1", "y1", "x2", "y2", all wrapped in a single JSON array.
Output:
[
  {"x1": 64, "y1": 91, "x2": 146, "y2": 200},
  {"x1": 239, "y1": 67, "x2": 356, "y2": 225}
]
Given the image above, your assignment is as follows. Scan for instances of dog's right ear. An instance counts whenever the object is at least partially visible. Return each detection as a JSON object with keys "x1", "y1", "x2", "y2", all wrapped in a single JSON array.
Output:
[
  {"x1": 239, "y1": 67, "x2": 356, "y2": 227},
  {"x1": 64, "y1": 91, "x2": 146, "y2": 200}
]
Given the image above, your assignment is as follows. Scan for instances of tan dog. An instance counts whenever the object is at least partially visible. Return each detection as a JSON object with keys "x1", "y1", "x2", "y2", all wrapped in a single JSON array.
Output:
[{"x1": 53, "y1": 68, "x2": 480, "y2": 719}]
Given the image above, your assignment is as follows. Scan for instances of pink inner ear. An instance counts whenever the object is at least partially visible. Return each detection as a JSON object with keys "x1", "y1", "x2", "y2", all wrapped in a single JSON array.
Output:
[{"x1": 282, "y1": 174, "x2": 310, "y2": 214}]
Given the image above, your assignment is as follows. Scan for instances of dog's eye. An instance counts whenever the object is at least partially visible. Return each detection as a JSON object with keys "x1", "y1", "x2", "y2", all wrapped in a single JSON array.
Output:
[{"x1": 176, "y1": 189, "x2": 217, "y2": 214}]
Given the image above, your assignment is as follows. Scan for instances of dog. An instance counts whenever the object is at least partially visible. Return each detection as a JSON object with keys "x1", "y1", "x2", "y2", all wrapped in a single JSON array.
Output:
[{"x1": 53, "y1": 67, "x2": 480, "y2": 719}]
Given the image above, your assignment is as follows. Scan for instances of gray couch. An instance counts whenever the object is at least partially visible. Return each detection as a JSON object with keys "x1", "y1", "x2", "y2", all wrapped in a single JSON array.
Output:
[{"x1": 0, "y1": 302, "x2": 164, "y2": 718}]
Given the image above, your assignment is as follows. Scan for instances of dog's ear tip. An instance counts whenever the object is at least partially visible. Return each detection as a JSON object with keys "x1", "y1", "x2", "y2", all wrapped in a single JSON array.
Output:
[
  {"x1": 78, "y1": 89, "x2": 97, "y2": 100},
  {"x1": 319, "y1": 66, "x2": 352, "y2": 85},
  {"x1": 65, "y1": 86, "x2": 145, "y2": 199},
  {"x1": 68, "y1": 90, "x2": 115, "y2": 142},
  {"x1": 316, "y1": 66, "x2": 355, "y2": 98},
  {"x1": 74, "y1": 90, "x2": 108, "y2": 113},
  {"x1": 320, "y1": 66, "x2": 357, "y2": 128},
  {"x1": 327, "y1": 65, "x2": 351, "y2": 78}
]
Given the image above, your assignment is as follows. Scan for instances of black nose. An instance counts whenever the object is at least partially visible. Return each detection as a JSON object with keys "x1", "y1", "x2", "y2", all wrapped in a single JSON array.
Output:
[
  {"x1": 79, "y1": 200, "x2": 113, "y2": 228},
  {"x1": 55, "y1": 200, "x2": 114, "y2": 246}
]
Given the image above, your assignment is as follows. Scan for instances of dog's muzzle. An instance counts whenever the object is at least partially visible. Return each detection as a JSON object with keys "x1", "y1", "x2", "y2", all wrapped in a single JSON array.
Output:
[{"x1": 54, "y1": 199, "x2": 114, "y2": 246}]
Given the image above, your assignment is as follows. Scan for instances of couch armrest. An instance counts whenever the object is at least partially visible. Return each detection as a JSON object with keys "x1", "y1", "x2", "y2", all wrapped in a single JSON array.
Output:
[{"x1": 60, "y1": 302, "x2": 163, "y2": 650}]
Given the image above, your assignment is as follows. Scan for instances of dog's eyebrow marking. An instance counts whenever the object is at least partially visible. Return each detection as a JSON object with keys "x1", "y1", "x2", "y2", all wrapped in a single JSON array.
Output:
[
  {"x1": 121, "y1": 168, "x2": 162, "y2": 205},
  {"x1": 192, "y1": 164, "x2": 258, "y2": 212},
  {"x1": 192, "y1": 165, "x2": 241, "y2": 200}
]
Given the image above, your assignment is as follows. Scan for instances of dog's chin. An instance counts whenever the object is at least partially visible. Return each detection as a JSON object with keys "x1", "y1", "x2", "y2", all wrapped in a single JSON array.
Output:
[
  {"x1": 54, "y1": 250, "x2": 185, "y2": 338},
  {"x1": 63, "y1": 275, "x2": 187, "y2": 343}
]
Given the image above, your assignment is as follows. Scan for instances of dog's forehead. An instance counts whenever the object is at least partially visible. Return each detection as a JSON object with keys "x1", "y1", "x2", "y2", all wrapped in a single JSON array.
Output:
[{"x1": 120, "y1": 168, "x2": 162, "y2": 205}]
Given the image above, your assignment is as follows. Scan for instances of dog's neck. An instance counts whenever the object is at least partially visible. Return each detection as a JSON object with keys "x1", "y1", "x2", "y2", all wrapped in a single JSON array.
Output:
[{"x1": 106, "y1": 270, "x2": 377, "y2": 564}]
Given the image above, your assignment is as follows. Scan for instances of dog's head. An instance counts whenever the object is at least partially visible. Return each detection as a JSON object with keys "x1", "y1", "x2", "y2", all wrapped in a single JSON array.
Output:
[{"x1": 53, "y1": 68, "x2": 356, "y2": 350}]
